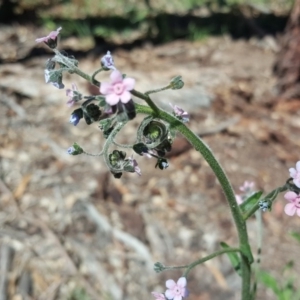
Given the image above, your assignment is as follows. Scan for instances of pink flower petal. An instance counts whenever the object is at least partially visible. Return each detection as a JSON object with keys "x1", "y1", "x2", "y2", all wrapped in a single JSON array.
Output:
[
  {"x1": 106, "y1": 94, "x2": 120, "y2": 106},
  {"x1": 120, "y1": 90, "x2": 131, "y2": 103},
  {"x1": 123, "y1": 77, "x2": 135, "y2": 91},
  {"x1": 166, "y1": 280, "x2": 176, "y2": 289},
  {"x1": 296, "y1": 161, "x2": 300, "y2": 172},
  {"x1": 284, "y1": 203, "x2": 297, "y2": 216},
  {"x1": 289, "y1": 168, "x2": 296, "y2": 177},
  {"x1": 177, "y1": 277, "x2": 187, "y2": 288},
  {"x1": 100, "y1": 82, "x2": 113, "y2": 95},
  {"x1": 174, "y1": 296, "x2": 183, "y2": 300},
  {"x1": 297, "y1": 208, "x2": 300, "y2": 217},
  {"x1": 284, "y1": 191, "x2": 297, "y2": 202},
  {"x1": 35, "y1": 37, "x2": 47, "y2": 43},
  {"x1": 293, "y1": 179, "x2": 300, "y2": 188},
  {"x1": 165, "y1": 290, "x2": 175, "y2": 299},
  {"x1": 110, "y1": 70, "x2": 123, "y2": 84}
]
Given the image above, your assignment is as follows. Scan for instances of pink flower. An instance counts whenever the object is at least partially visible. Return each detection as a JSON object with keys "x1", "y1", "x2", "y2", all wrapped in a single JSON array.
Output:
[
  {"x1": 284, "y1": 191, "x2": 300, "y2": 217},
  {"x1": 66, "y1": 83, "x2": 82, "y2": 107},
  {"x1": 100, "y1": 70, "x2": 135, "y2": 106},
  {"x1": 169, "y1": 103, "x2": 189, "y2": 123},
  {"x1": 152, "y1": 292, "x2": 166, "y2": 300},
  {"x1": 235, "y1": 180, "x2": 256, "y2": 205},
  {"x1": 235, "y1": 194, "x2": 243, "y2": 205},
  {"x1": 35, "y1": 27, "x2": 62, "y2": 44},
  {"x1": 165, "y1": 277, "x2": 188, "y2": 300},
  {"x1": 239, "y1": 181, "x2": 255, "y2": 193},
  {"x1": 289, "y1": 161, "x2": 300, "y2": 188}
]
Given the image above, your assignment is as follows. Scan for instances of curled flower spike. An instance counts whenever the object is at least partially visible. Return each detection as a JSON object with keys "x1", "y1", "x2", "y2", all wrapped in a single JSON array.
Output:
[
  {"x1": 101, "y1": 51, "x2": 116, "y2": 70},
  {"x1": 100, "y1": 70, "x2": 135, "y2": 106},
  {"x1": 289, "y1": 161, "x2": 300, "y2": 188},
  {"x1": 165, "y1": 277, "x2": 188, "y2": 300},
  {"x1": 35, "y1": 27, "x2": 62, "y2": 48},
  {"x1": 284, "y1": 191, "x2": 300, "y2": 217},
  {"x1": 169, "y1": 103, "x2": 189, "y2": 123},
  {"x1": 66, "y1": 83, "x2": 82, "y2": 107},
  {"x1": 152, "y1": 292, "x2": 166, "y2": 300}
]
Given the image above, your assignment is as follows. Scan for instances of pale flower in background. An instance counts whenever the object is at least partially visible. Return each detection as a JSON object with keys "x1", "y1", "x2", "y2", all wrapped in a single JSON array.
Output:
[
  {"x1": 35, "y1": 27, "x2": 62, "y2": 44},
  {"x1": 152, "y1": 292, "x2": 166, "y2": 299},
  {"x1": 289, "y1": 161, "x2": 300, "y2": 188},
  {"x1": 284, "y1": 191, "x2": 300, "y2": 217}
]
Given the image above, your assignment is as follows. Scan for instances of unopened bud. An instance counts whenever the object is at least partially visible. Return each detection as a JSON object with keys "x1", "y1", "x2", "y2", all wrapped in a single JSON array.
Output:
[{"x1": 170, "y1": 76, "x2": 184, "y2": 90}]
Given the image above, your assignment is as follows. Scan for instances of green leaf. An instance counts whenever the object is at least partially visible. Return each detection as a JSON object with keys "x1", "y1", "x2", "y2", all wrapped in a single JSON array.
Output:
[
  {"x1": 290, "y1": 232, "x2": 300, "y2": 244},
  {"x1": 220, "y1": 242, "x2": 241, "y2": 276},
  {"x1": 257, "y1": 270, "x2": 280, "y2": 295},
  {"x1": 240, "y1": 191, "x2": 263, "y2": 214}
]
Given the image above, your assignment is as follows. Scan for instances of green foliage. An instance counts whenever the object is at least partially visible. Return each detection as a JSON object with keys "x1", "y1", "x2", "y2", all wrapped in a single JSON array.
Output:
[
  {"x1": 240, "y1": 191, "x2": 263, "y2": 214},
  {"x1": 220, "y1": 242, "x2": 241, "y2": 276},
  {"x1": 258, "y1": 263, "x2": 300, "y2": 300},
  {"x1": 290, "y1": 231, "x2": 300, "y2": 244},
  {"x1": 68, "y1": 287, "x2": 91, "y2": 300}
]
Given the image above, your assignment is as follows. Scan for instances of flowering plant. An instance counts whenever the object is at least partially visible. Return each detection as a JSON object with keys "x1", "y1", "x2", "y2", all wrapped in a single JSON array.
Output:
[{"x1": 36, "y1": 27, "x2": 300, "y2": 300}]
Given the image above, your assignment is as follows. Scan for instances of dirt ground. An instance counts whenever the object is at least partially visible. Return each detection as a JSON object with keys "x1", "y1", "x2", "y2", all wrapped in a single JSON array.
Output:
[{"x1": 1, "y1": 27, "x2": 300, "y2": 300}]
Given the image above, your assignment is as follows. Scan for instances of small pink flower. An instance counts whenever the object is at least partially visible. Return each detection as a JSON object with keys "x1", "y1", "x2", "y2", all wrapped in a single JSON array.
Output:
[
  {"x1": 152, "y1": 292, "x2": 166, "y2": 300},
  {"x1": 66, "y1": 83, "x2": 82, "y2": 107},
  {"x1": 239, "y1": 181, "x2": 255, "y2": 193},
  {"x1": 100, "y1": 70, "x2": 135, "y2": 106},
  {"x1": 235, "y1": 194, "x2": 243, "y2": 205},
  {"x1": 35, "y1": 27, "x2": 62, "y2": 44},
  {"x1": 284, "y1": 191, "x2": 300, "y2": 217},
  {"x1": 289, "y1": 161, "x2": 300, "y2": 188},
  {"x1": 165, "y1": 277, "x2": 187, "y2": 300},
  {"x1": 169, "y1": 103, "x2": 189, "y2": 123}
]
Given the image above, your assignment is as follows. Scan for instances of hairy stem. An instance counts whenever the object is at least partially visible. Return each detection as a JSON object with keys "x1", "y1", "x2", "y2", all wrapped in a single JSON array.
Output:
[{"x1": 135, "y1": 103, "x2": 253, "y2": 299}]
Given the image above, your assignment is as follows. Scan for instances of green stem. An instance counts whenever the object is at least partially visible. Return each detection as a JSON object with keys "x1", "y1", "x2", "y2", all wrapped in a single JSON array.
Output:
[
  {"x1": 131, "y1": 89, "x2": 160, "y2": 113},
  {"x1": 184, "y1": 248, "x2": 241, "y2": 277},
  {"x1": 53, "y1": 49, "x2": 97, "y2": 85},
  {"x1": 135, "y1": 103, "x2": 252, "y2": 299},
  {"x1": 103, "y1": 122, "x2": 127, "y2": 173},
  {"x1": 145, "y1": 85, "x2": 171, "y2": 95}
]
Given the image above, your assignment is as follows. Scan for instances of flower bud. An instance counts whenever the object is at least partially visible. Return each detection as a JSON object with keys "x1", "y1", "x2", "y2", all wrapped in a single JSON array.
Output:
[
  {"x1": 70, "y1": 108, "x2": 83, "y2": 126},
  {"x1": 101, "y1": 51, "x2": 116, "y2": 70},
  {"x1": 67, "y1": 143, "x2": 83, "y2": 155},
  {"x1": 169, "y1": 76, "x2": 184, "y2": 90},
  {"x1": 44, "y1": 69, "x2": 64, "y2": 89},
  {"x1": 155, "y1": 158, "x2": 169, "y2": 170},
  {"x1": 153, "y1": 262, "x2": 165, "y2": 273}
]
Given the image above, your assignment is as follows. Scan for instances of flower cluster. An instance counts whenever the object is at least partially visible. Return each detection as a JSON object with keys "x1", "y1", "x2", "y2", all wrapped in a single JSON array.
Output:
[{"x1": 152, "y1": 277, "x2": 188, "y2": 300}]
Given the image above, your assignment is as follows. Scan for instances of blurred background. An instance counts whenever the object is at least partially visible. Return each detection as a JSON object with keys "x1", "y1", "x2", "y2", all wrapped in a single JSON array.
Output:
[{"x1": 1, "y1": 0, "x2": 300, "y2": 299}]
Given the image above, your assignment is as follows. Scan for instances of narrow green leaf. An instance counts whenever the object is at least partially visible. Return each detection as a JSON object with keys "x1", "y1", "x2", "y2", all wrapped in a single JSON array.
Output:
[
  {"x1": 257, "y1": 270, "x2": 280, "y2": 295},
  {"x1": 240, "y1": 191, "x2": 263, "y2": 214},
  {"x1": 220, "y1": 242, "x2": 241, "y2": 276}
]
